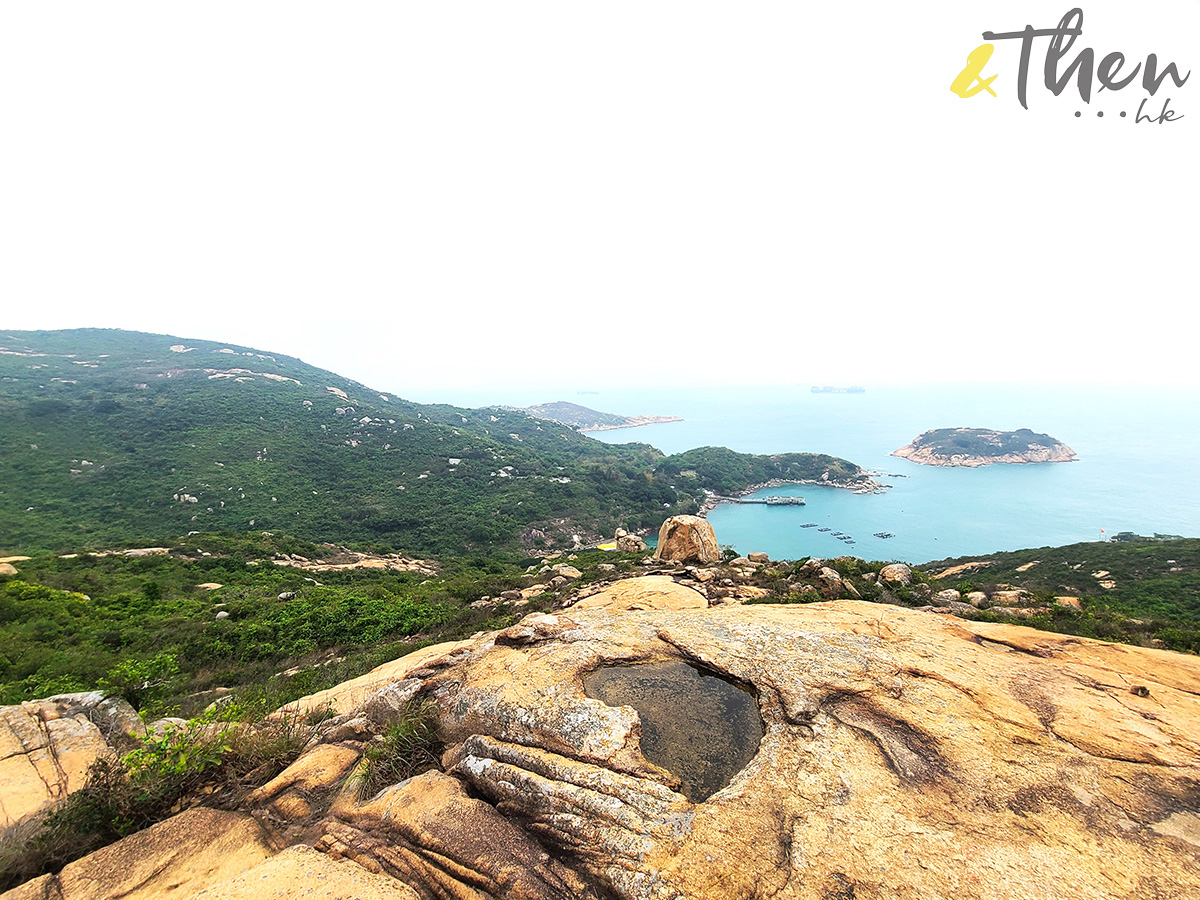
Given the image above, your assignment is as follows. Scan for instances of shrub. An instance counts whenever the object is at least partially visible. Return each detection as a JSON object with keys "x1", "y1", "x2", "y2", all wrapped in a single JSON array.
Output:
[
  {"x1": 0, "y1": 712, "x2": 314, "y2": 892},
  {"x1": 353, "y1": 702, "x2": 442, "y2": 800}
]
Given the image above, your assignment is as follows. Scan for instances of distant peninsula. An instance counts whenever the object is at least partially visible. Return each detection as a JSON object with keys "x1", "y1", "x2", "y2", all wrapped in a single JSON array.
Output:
[
  {"x1": 520, "y1": 401, "x2": 682, "y2": 432},
  {"x1": 892, "y1": 427, "x2": 1077, "y2": 468}
]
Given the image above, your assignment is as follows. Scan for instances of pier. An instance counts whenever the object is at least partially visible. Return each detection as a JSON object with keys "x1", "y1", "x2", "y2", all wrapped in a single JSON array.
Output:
[{"x1": 716, "y1": 496, "x2": 806, "y2": 506}]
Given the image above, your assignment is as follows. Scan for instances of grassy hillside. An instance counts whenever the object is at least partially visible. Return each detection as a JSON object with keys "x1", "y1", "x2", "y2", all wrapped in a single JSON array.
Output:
[
  {"x1": 522, "y1": 401, "x2": 630, "y2": 429},
  {"x1": 0, "y1": 533, "x2": 648, "y2": 710},
  {"x1": 0, "y1": 329, "x2": 870, "y2": 555},
  {"x1": 653, "y1": 446, "x2": 872, "y2": 495},
  {"x1": 0, "y1": 330, "x2": 683, "y2": 553},
  {"x1": 921, "y1": 537, "x2": 1200, "y2": 651}
]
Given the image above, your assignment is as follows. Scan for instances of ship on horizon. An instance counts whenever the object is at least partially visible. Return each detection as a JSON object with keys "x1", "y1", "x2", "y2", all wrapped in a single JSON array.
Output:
[{"x1": 811, "y1": 385, "x2": 866, "y2": 394}]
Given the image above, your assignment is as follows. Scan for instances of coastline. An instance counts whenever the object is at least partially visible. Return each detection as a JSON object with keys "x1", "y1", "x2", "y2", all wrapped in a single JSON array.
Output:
[
  {"x1": 891, "y1": 447, "x2": 1078, "y2": 467},
  {"x1": 697, "y1": 474, "x2": 890, "y2": 515},
  {"x1": 579, "y1": 416, "x2": 684, "y2": 433}
]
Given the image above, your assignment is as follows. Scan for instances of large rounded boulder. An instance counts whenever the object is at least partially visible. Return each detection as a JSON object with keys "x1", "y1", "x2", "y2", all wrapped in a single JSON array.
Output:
[{"x1": 652, "y1": 515, "x2": 720, "y2": 564}]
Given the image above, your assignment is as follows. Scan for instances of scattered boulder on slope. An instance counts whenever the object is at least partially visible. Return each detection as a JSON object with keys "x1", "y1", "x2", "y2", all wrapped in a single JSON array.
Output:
[
  {"x1": 880, "y1": 562, "x2": 912, "y2": 585},
  {"x1": 614, "y1": 529, "x2": 648, "y2": 553},
  {"x1": 1, "y1": 692, "x2": 145, "y2": 832}
]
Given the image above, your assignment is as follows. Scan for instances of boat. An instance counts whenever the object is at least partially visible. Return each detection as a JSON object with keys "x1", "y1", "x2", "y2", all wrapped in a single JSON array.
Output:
[
  {"x1": 811, "y1": 385, "x2": 866, "y2": 394},
  {"x1": 817, "y1": 527, "x2": 831, "y2": 532}
]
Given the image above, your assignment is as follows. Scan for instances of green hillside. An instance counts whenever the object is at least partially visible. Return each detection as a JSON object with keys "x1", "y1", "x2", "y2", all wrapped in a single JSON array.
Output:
[
  {"x1": 921, "y1": 537, "x2": 1200, "y2": 651},
  {"x1": 522, "y1": 401, "x2": 629, "y2": 429},
  {"x1": 0, "y1": 329, "x2": 869, "y2": 554}
]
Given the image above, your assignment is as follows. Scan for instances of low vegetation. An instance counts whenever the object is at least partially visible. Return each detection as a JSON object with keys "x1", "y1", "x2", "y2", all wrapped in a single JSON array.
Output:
[
  {"x1": 0, "y1": 707, "x2": 317, "y2": 892},
  {"x1": 921, "y1": 537, "x2": 1200, "y2": 653},
  {"x1": 0, "y1": 532, "x2": 650, "y2": 711},
  {"x1": 353, "y1": 701, "x2": 443, "y2": 800}
]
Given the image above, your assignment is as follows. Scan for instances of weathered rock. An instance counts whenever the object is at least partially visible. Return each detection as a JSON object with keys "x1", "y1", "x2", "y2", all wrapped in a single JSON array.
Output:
[
  {"x1": 1, "y1": 693, "x2": 145, "y2": 831},
  {"x1": 361, "y1": 679, "x2": 423, "y2": 728},
  {"x1": 2, "y1": 808, "x2": 274, "y2": 900},
  {"x1": 933, "y1": 588, "x2": 962, "y2": 606},
  {"x1": 319, "y1": 770, "x2": 601, "y2": 900},
  {"x1": 278, "y1": 641, "x2": 471, "y2": 718},
  {"x1": 652, "y1": 515, "x2": 720, "y2": 564},
  {"x1": 747, "y1": 552, "x2": 770, "y2": 564},
  {"x1": 551, "y1": 564, "x2": 582, "y2": 580},
  {"x1": 991, "y1": 589, "x2": 1030, "y2": 605},
  {"x1": 0, "y1": 563, "x2": 18, "y2": 576},
  {"x1": 570, "y1": 575, "x2": 706, "y2": 612},
  {"x1": 248, "y1": 742, "x2": 362, "y2": 821},
  {"x1": 1057, "y1": 595, "x2": 1083, "y2": 610},
  {"x1": 17, "y1": 582, "x2": 1200, "y2": 900},
  {"x1": 967, "y1": 590, "x2": 989, "y2": 608},
  {"x1": 615, "y1": 529, "x2": 648, "y2": 553},
  {"x1": 880, "y1": 562, "x2": 912, "y2": 585},
  {"x1": 394, "y1": 593, "x2": 1200, "y2": 900},
  {"x1": 191, "y1": 845, "x2": 421, "y2": 900},
  {"x1": 816, "y1": 566, "x2": 843, "y2": 598}
]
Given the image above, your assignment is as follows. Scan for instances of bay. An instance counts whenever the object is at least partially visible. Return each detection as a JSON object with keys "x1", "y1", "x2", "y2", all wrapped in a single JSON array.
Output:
[{"x1": 577, "y1": 383, "x2": 1200, "y2": 564}]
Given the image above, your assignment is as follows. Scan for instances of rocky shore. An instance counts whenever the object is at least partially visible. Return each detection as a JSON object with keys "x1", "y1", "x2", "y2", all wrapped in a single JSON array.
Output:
[
  {"x1": 697, "y1": 474, "x2": 889, "y2": 514},
  {"x1": 578, "y1": 415, "x2": 683, "y2": 432}
]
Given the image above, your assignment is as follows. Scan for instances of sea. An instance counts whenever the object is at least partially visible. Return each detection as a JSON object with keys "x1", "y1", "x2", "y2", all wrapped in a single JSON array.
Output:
[{"x1": 438, "y1": 382, "x2": 1200, "y2": 566}]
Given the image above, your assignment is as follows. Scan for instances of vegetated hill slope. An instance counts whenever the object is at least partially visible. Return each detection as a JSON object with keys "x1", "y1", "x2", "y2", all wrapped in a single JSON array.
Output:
[
  {"x1": 0, "y1": 330, "x2": 870, "y2": 554},
  {"x1": 0, "y1": 329, "x2": 687, "y2": 552},
  {"x1": 521, "y1": 401, "x2": 629, "y2": 429},
  {"x1": 921, "y1": 537, "x2": 1200, "y2": 649}
]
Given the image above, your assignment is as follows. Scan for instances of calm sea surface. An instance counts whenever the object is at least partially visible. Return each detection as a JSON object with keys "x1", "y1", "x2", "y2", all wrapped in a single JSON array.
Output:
[{"x1": 571, "y1": 383, "x2": 1200, "y2": 564}]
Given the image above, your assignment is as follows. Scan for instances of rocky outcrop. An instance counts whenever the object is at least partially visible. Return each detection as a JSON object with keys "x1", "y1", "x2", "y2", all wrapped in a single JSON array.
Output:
[
  {"x1": 569, "y1": 575, "x2": 707, "y2": 611},
  {"x1": 879, "y1": 562, "x2": 912, "y2": 586},
  {"x1": 652, "y1": 515, "x2": 720, "y2": 564},
  {"x1": 614, "y1": 529, "x2": 647, "y2": 553},
  {"x1": 4, "y1": 808, "x2": 276, "y2": 900},
  {"x1": 10, "y1": 589, "x2": 1200, "y2": 900},
  {"x1": 893, "y1": 427, "x2": 1077, "y2": 467},
  {"x1": 1, "y1": 692, "x2": 145, "y2": 832}
]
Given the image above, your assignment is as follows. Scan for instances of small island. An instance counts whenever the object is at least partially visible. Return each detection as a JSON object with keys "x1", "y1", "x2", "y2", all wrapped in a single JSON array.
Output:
[{"x1": 892, "y1": 427, "x2": 1077, "y2": 468}]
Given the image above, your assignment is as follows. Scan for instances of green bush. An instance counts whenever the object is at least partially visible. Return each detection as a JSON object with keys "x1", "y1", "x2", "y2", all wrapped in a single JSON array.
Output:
[
  {"x1": 0, "y1": 712, "x2": 314, "y2": 892},
  {"x1": 353, "y1": 702, "x2": 442, "y2": 800}
]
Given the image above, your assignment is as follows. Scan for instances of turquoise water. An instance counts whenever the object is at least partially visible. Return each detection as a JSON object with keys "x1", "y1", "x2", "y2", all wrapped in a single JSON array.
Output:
[{"x1": 577, "y1": 383, "x2": 1200, "y2": 564}]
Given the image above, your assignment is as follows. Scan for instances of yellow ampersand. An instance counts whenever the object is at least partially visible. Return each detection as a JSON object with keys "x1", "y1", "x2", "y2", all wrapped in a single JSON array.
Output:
[{"x1": 951, "y1": 43, "x2": 998, "y2": 98}]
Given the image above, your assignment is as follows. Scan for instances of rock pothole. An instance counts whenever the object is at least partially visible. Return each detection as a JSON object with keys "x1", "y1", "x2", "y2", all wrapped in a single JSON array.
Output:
[{"x1": 583, "y1": 659, "x2": 764, "y2": 802}]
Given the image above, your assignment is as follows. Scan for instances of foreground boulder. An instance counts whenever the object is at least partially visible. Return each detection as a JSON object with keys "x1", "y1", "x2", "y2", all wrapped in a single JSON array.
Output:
[
  {"x1": 652, "y1": 515, "x2": 720, "y2": 564},
  {"x1": 1, "y1": 692, "x2": 145, "y2": 833},
  {"x1": 10, "y1": 587, "x2": 1200, "y2": 900}
]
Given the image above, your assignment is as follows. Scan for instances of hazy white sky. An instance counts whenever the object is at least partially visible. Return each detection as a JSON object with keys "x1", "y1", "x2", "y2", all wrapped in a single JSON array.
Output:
[{"x1": 2, "y1": 2, "x2": 1195, "y2": 397}]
